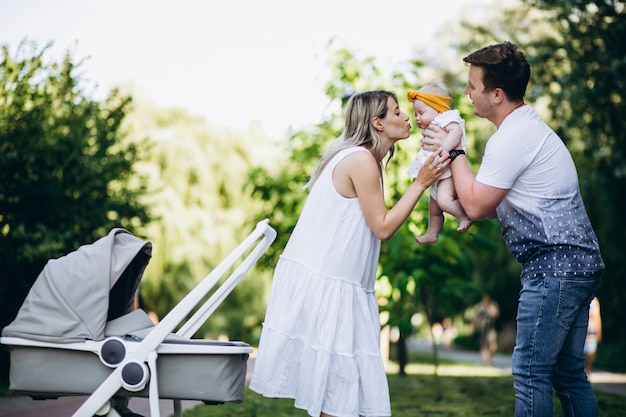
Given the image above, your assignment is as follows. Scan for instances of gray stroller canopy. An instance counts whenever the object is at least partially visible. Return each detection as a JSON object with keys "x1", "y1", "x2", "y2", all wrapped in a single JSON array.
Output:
[{"x1": 2, "y1": 228, "x2": 152, "y2": 343}]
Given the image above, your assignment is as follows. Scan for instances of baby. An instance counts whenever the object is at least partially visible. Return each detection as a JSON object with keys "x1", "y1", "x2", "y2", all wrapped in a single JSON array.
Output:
[{"x1": 407, "y1": 82, "x2": 471, "y2": 244}]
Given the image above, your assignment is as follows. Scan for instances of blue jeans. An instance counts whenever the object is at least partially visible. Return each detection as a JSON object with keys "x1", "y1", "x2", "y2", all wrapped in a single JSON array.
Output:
[{"x1": 512, "y1": 272, "x2": 601, "y2": 417}]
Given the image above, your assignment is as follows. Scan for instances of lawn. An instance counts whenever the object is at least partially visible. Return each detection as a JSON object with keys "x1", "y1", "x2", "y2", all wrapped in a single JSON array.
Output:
[{"x1": 183, "y1": 354, "x2": 626, "y2": 417}]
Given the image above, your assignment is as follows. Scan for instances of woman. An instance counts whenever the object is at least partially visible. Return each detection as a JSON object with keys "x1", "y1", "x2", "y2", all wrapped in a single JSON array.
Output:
[{"x1": 250, "y1": 90, "x2": 447, "y2": 417}]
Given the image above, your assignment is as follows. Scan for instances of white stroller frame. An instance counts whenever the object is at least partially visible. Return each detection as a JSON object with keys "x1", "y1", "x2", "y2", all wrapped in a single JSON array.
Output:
[{"x1": 1, "y1": 219, "x2": 276, "y2": 417}]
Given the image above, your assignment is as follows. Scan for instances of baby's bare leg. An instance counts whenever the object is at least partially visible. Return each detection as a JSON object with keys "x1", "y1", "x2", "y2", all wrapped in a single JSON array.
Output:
[
  {"x1": 436, "y1": 178, "x2": 472, "y2": 232},
  {"x1": 416, "y1": 196, "x2": 444, "y2": 245}
]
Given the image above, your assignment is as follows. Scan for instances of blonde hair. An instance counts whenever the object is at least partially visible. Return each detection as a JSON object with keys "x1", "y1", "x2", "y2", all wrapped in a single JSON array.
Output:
[
  {"x1": 420, "y1": 81, "x2": 451, "y2": 98},
  {"x1": 306, "y1": 90, "x2": 398, "y2": 190}
]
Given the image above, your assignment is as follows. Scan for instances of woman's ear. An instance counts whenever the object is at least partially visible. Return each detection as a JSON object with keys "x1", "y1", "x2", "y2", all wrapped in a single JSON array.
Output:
[{"x1": 372, "y1": 116, "x2": 384, "y2": 132}]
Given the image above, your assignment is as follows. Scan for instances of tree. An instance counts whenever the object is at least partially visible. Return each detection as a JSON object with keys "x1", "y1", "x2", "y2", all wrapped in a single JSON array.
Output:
[
  {"x1": 247, "y1": 42, "x2": 516, "y2": 399},
  {"x1": 0, "y1": 40, "x2": 150, "y2": 385},
  {"x1": 455, "y1": 0, "x2": 626, "y2": 368},
  {"x1": 379, "y1": 222, "x2": 478, "y2": 400},
  {"x1": 121, "y1": 93, "x2": 280, "y2": 342},
  {"x1": 377, "y1": 94, "x2": 499, "y2": 398},
  {"x1": 521, "y1": 0, "x2": 626, "y2": 348}
]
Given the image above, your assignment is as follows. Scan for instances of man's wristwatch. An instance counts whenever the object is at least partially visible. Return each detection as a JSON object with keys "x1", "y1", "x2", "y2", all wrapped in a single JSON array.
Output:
[{"x1": 449, "y1": 149, "x2": 466, "y2": 162}]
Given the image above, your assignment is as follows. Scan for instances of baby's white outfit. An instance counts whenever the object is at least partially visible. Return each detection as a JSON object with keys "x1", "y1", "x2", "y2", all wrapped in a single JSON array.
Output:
[{"x1": 407, "y1": 109, "x2": 466, "y2": 200}]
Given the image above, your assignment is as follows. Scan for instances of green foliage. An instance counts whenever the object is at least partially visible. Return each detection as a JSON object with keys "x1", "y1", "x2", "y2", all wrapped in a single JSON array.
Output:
[
  {"x1": 247, "y1": 40, "x2": 401, "y2": 270},
  {"x1": 246, "y1": 41, "x2": 518, "y2": 370},
  {"x1": 595, "y1": 341, "x2": 626, "y2": 373},
  {"x1": 463, "y1": 217, "x2": 522, "y2": 325},
  {"x1": 121, "y1": 92, "x2": 279, "y2": 342},
  {"x1": 457, "y1": 0, "x2": 626, "y2": 347},
  {"x1": 379, "y1": 222, "x2": 479, "y2": 334},
  {"x1": 245, "y1": 123, "x2": 333, "y2": 270},
  {"x1": 0, "y1": 40, "x2": 150, "y2": 318},
  {"x1": 520, "y1": 0, "x2": 626, "y2": 344},
  {"x1": 0, "y1": 40, "x2": 149, "y2": 386}
]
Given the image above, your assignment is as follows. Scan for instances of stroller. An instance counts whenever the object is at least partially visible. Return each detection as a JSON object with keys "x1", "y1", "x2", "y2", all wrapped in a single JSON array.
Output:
[{"x1": 1, "y1": 219, "x2": 276, "y2": 417}]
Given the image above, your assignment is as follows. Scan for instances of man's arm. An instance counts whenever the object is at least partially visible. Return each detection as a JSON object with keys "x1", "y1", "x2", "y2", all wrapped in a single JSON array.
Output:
[
  {"x1": 425, "y1": 124, "x2": 507, "y2": 219},
  {"x1": 440, "y1": 122, "x2": 463, "y2": 157},
  {"x1": 448, "y1": 152, "x2": 507, "y2": 220}
]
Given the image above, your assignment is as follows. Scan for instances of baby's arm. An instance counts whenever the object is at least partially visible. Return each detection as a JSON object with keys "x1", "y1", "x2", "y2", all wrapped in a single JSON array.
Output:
[{"x1": 440, "y1": 122, "x2": 463, "y2": 157}]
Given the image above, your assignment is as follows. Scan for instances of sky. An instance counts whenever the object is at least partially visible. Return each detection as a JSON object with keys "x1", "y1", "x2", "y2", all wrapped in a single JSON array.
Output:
[{"x1": 0, "y1": 0, "x2": 493, "y2": 138}]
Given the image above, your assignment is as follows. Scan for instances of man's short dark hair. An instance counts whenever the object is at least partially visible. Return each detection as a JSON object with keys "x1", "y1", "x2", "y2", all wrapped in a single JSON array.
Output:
[{"x1": 463, "y1": 41, "x2": 530, "y2": 101}]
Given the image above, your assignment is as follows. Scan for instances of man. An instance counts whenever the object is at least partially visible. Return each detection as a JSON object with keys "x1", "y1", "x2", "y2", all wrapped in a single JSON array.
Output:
[{"x1": 423, "y1": 42, "x2": 604, "y2": 416}]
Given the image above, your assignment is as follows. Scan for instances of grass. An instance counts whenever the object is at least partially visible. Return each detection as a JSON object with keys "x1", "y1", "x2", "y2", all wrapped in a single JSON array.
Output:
[
  {"x1": 183, "y1": 353, "x2": 626, "y2": 417},
  {"x1": 1, "y1": 350, "x2": 623, "y2": 416}
]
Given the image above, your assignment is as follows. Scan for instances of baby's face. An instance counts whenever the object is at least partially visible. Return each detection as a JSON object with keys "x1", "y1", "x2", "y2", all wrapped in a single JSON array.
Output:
[{"x1": 412, "y1": 100, "x2": 439, "y2": 129}]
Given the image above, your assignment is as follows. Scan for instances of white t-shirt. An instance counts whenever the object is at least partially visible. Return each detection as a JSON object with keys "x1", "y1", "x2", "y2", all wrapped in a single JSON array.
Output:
[{"x1": 476, "y1": 105, "x2": 603, "y2": 277}]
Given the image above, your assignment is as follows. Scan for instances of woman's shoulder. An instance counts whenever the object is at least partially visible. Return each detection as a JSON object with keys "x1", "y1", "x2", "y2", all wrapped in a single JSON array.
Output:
[
  {"x1": 338, "y1": 145, "x2": 371, "y2": 156},
  {"x1": 340, "y1": 146, "x2": 377, "y2": 165},
  {"x1": 332, "y1": 146, "x2": 374, "y2": 164}
]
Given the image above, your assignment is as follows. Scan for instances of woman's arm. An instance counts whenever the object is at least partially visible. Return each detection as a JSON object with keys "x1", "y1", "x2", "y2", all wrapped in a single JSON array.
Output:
[
  {"x1": 336, "y1": 149, "x2": 448, "y2": 242},
  {"x1": 593, "y1": 299, "x2": 602, "y2": 342}
]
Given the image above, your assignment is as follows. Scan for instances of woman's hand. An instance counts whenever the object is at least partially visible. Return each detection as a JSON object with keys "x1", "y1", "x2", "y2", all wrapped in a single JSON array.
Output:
[
  {"x1": 413, "y1": 148, "x2": 449, "y2": 189},
  {"x1": 421, "y1": 123, "x2": 446, "y2": 152}
]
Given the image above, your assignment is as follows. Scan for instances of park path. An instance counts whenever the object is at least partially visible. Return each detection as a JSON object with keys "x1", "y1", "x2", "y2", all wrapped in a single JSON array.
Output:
[
  {"x1": 408, "y1": 339, "x2": 626, "y2": 397},
  {"x1": 2, "y1": 343, "x2": 625, "y2": 416}
]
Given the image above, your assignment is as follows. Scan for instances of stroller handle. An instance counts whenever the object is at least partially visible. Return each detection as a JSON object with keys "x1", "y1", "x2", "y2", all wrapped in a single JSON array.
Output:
[
  {"x1": 72, "y1": 219, "x2": 277, "y2": 417},
  {"x1": 175, "y1": 219, "x2": 277, "y2": 338}
]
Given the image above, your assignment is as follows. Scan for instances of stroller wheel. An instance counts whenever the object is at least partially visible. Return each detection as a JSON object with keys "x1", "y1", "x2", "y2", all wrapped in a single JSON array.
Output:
[
  {"x1": 100, "y1": 337, "x2": 126, "y2": 366},
  {"x1": 121, "y1": 361, "x2": 149, "y2": 391}
]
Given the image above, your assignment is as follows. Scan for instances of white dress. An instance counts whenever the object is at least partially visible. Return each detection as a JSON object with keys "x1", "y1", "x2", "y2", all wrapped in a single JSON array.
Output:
[{"x1": 249, "y1": 146, "x2": 391, "y2": 417}]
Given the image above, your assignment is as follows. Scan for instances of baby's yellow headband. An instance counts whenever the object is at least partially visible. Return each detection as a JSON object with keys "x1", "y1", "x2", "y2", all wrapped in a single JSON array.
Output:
[{"x1": 407, "y1": 90, "x2": 451, "y2": 113}]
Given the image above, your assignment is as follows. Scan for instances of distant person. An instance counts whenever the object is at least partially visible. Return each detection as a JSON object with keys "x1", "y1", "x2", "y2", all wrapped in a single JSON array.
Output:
[
  {"x1": 406, "y1": 82, "x2": 471, "y2": 244},
  {"x1": 249, "y1": 90, "x2": 447, "y2": 417},
  {"x1": 441, "y1": 317, "x2": 458, "y2": 349},
  {"x1": 421, "y1": 41, "x2": 604, "y2": 416},
  {"x1": 473, "y1": 294, "x2": 499, "y2": 365},
  {"x1": 585, "y1": 297, "x2": 602, "y2": 380},
  {"x1": 431, "y1": 321, "x2": 444, "y2": 345}
]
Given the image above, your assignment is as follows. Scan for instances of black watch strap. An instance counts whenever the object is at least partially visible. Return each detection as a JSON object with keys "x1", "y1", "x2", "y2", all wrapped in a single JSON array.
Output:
[{"x1": 449, "y1": 149, "x2": 466, "y2": 162}]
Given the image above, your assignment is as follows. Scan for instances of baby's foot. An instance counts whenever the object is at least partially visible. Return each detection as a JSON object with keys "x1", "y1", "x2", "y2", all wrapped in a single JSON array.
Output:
[
  {"x1": 416, "y1": 233, "x2": 438, "y2": 245},
  {"x1": 457, "y1": 218, "x2": 472, "y2": 232}
]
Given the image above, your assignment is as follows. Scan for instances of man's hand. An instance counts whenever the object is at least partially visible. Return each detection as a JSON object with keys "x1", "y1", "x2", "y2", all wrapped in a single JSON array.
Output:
[{"x1": 421, "y1": 124, "x2": 446, "y2": 152}]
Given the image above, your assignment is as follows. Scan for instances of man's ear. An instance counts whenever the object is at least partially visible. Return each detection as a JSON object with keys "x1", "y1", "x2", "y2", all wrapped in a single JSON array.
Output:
[{"x1": 493, "y1": 88, "x2": 506, "y2": 104}]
